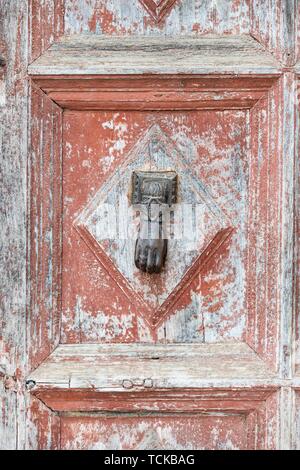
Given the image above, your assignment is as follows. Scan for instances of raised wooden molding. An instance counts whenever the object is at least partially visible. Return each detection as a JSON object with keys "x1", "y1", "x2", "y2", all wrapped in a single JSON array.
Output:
[
  {"x1": 28, "y1": 35, "x2": 280, "y2": 111},
  {"x1": 31, "y1": 75, "x2": 277, "y2": 111},
  {"x1": 35, "y1": 387, "x2": 276, "y2": 415},
  {"x1": 27, "y1": 342, "x2": 277, "y2": 412},
  {"x1": 28, "y1": 35, "x2": 281, "y2": 77},
  {"x1": 139, "y1": 0, "x2": 178, "y2": 22}
]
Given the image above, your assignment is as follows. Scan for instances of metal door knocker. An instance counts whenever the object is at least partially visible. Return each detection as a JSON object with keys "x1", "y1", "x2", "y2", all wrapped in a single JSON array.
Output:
[{"x1": 131, "y1": 171, "x2": 177, "y2": 274}]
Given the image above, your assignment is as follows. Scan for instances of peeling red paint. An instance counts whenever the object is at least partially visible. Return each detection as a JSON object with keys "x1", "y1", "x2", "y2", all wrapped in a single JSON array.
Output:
[{"x1": 1, "y1": 0, "x2": 298, "y2": 451}]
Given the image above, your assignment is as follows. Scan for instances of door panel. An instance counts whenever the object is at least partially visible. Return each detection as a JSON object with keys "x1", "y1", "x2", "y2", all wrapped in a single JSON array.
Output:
[
  {"x1": 60, "y1": 415, "x2": 249, "y2": 450},
  {"x1": 25, "y1": 44, "x2": 290, "y2": 449},
  {"x1": 62, "y1": 110, "x2": 247, "y2": 343},
  {"x1": 63, "y1": 0, "x2": 250, "y2": 37}
]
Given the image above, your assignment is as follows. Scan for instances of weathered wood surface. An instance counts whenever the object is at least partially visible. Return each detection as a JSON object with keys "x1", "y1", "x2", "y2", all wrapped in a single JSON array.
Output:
[
  {"x1": 58, "y1": 106, "x2": 245, "y2": 343},
  {"x1": 296, "y1": 75, "x2": 300, "y2": 386},
  {"x1": 0, "y1": 0, "x2": 298, "y2": 451},
  {"x1": 1, "y1": 0, "x2": 64, "y2": 450},
  {"x1": 27, "y1": 343, "x2": 275, "y2": 394},
  {"x1": 59, "y1": 395, "x2": 277, "y2": 449},
  {"x1": 32, "y1": 69, "x2": 283, "y2": 373},
  {"x1": 0, "y1": 0, "x2": 29, "y2": 450},
  {"x1": 60, "y1": 414, "x2": 257, "y2": 449},
  {"x1": 29, "y1": 84, "x2": 63, "y2": 370},
  {"x1": 62, "y1": 0, "x2": 296, "y2": 66},
  {"x1": 29, "y1": 34, "x2": 280, "y2": 76},
  {"x1": 294, "y1": 389, "x2": 300, "y2": 449},
  {"x1": 32, "y1": 75, "x2": 278, "y2": 112},
  {"x1": 64, "y1": 0, "x2": 250, "y2": 37},
  {"x1": 29, "y1": 0, "x2": 64, "y2": 62},
  {"x1": 251, "y1": 0, "x2": 297, "y2": 67}
]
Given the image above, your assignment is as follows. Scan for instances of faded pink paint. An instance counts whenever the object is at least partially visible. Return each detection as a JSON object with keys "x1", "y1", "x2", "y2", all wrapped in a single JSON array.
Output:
[
  {"x1": 1, "y1": 0, "x2": 298, "y2": 451},
  {"x1": 61, "y1": 110, "x2": 244, "y2": 342},
  {"x1": 61, "y1": 414, "x2": 249, "y2": 450}
]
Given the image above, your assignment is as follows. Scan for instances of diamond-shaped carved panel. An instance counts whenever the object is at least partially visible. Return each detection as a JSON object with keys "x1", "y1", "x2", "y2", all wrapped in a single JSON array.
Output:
[
  {"x1": 74, "y1": 125, "x2": 232, "y2": 329},
  {"x1": 139, "y1": 0, "x2": 178, "y2": 22}
]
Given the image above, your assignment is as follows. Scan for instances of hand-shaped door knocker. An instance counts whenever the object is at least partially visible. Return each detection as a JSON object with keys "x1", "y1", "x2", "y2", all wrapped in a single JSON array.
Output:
[{"x1": 131, "y1": 171, "x2": 177, "y2": 274}]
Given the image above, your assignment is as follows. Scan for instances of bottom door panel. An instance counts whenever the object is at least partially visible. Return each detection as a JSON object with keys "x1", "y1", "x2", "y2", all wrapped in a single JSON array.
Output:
[{"x1": 61, "y1": 414, "x2": 253, "y2": 450}]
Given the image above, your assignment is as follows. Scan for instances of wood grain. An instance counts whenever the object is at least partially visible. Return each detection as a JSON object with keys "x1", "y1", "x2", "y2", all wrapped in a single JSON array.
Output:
[
  {"x1": 0, "y1": 0, "x2": 298, "y2": 450},
  {"x1": 27, "y1": 342, "x2": 277, "y2": 412},
  {"x1": 28, "y1": 34, "x2": 280, "y2": 76}
]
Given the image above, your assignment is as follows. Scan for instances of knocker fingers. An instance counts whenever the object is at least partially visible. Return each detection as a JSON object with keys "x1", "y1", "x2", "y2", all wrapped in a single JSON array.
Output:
[{"x1": 146, "y1": 247, "x2": 157, "y2": 274}]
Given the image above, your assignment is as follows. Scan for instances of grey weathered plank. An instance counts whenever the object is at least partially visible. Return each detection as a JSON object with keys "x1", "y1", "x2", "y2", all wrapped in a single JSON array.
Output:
[
  {"x1": 28, "y1": 34, "x2": 281, "y2": 76},
  {"x1": 251, "y1": 0, "x2": 297, "y2": 66},
  {"x1": 0, "y1": 0, "x2": 28, "y2": 450},
  {"x1": 0, "y1": 0, "x2": 64, "y2": 450},
  {"x1": 28, "y1": 342, "x2": 276, "y2": 391}
]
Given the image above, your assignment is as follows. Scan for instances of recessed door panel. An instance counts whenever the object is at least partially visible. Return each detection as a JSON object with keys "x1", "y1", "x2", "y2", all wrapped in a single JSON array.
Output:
[
  {"x1": 62, "y1": 110, "x2": 248, "y2": 343},
  {"x1": 60, "y1": 414, "x2": 248, "y2": 450}
]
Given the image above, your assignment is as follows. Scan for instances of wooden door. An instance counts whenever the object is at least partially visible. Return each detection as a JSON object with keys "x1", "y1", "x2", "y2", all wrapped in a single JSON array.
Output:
[{"x1": 0, "y1": 0, "x2": 299, "y2": 450}]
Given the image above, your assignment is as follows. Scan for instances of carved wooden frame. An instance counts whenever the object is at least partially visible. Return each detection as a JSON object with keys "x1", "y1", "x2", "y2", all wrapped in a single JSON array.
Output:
[
  {"x1": 29, "y1": 73, "x2": 282, "y2": 362},
  {"x1": 26, "y1": 70, "x2": 285, "y2": 449},
  {"x1": 35, "y1": 387, "x2": 278, "y2": 450}
]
